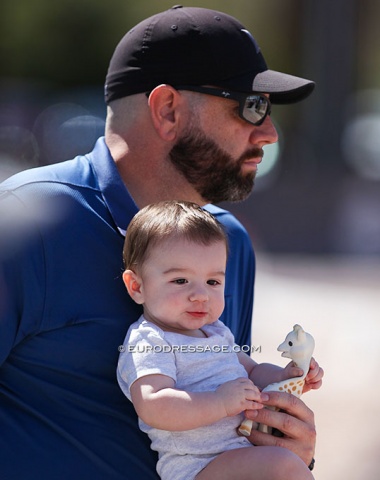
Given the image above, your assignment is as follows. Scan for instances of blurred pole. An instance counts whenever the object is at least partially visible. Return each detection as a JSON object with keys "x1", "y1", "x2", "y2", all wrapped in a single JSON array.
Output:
[{"x1": 299, "y1": 0, "x2": 358, "y2": 172}]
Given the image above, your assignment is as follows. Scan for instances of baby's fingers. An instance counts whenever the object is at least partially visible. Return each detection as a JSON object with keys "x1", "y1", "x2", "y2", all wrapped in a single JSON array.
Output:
[
  {"x1": 304, "y1": 359, "x2": 324, "y2": 392},
  {"x1": 284, "y1": 361, "x2": 303, "y2": 379},
  {"x1": 245, "y1": 385, "x2": 269, "y2": 404}
]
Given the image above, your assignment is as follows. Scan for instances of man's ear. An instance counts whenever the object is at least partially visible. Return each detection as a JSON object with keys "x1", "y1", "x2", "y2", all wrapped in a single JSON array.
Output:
[
  {"x1": 123, "y1": 269, "x2": 144, "y2": 304},
  {"x1": 148, "y1": 84, "x2": 181, "y2": 142}
]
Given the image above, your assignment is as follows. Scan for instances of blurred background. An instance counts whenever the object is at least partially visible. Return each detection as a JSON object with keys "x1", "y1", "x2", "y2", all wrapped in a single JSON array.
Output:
[{"x1": 1, "y1": 1, "x2": 379, "y2": 478}]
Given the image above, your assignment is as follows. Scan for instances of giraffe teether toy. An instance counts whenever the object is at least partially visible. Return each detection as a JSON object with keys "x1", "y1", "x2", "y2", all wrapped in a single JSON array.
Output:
[{"x1": 238, "y1": 324, "x2": 315, "y2": 436}]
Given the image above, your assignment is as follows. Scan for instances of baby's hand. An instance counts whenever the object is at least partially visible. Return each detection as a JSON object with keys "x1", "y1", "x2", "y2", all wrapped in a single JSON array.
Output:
[
  {"x1": 281, "y1": 361, "x2": 304, "y2": 381},
  {"x1": 281, "y1": 358, "x2": 324, "y2": 393},
  {"x1": 303, "y1": 357, "x2": 324, "y2": 393},
  {"x1": 215, "y1": 378, "x2": 266, "y2": 417}
]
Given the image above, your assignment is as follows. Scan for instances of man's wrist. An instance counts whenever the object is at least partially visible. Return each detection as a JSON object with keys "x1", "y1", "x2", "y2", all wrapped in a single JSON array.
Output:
[{"x1": 308, "y1": 458, "x2": 315, "y2": 471}]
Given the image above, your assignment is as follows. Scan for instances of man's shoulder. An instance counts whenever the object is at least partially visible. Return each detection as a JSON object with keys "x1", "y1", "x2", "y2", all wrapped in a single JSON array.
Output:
[
  {"x1": 203, "y1": 204, "x2": 244, "y2": 230},
  {"x1": 203, "y1": 204, "x2": 251, "y2": 248},
  {"x1": 0, "y1": 154, "x2": 96, "y2": 194}
]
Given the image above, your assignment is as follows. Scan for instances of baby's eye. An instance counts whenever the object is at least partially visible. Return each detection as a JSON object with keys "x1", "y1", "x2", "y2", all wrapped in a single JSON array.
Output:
[
  {"x1": 207, "y1": 279, "x2": 220, "y2": 286},
  {"x1": 172, "y1": 278, "x2": 188, "y2": 285}
]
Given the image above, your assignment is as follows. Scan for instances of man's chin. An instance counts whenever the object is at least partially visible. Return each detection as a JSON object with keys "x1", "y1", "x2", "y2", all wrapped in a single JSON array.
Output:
[{"x1": 205, "y1": 184, "x2": 254, "y2": 204}]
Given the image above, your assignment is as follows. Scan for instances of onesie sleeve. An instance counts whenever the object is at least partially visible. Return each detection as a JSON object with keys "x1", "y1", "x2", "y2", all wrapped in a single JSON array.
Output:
[{"x1": 117, "y1": 322, "x2": 177, "y2": 401}]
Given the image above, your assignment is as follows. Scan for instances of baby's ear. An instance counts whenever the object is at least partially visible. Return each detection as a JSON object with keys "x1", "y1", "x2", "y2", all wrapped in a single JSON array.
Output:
[{"x1": 123, "y1": 270, "x2": 144, "y2": 304}]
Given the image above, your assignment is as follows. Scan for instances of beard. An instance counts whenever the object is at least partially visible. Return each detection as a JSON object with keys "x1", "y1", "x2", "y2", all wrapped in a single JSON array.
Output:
[{"x1": 169, "y1": 124, "x2": 262, "y2": 204}]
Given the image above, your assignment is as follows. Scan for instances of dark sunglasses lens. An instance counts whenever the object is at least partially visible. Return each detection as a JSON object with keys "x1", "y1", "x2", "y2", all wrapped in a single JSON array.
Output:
[{"x1": 243, "y1": 95, "x2": 269, "y2": 125}]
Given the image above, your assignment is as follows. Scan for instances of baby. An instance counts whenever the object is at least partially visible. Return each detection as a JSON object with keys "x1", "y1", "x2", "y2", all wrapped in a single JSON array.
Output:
[{"x1": 117, "y1": 201, "x2": 322, "y2": 480}]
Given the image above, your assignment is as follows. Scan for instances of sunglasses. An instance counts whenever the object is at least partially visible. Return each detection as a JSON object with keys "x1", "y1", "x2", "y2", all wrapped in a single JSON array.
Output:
[{"x1": 175, "y1": 85, "x2": 271, "y2": 126}]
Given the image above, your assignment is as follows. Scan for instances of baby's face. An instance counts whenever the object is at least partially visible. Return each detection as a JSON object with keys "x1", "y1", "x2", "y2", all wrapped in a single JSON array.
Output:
[{"x1": 137, "y1": 237, "x2": 226, "y2": 336}]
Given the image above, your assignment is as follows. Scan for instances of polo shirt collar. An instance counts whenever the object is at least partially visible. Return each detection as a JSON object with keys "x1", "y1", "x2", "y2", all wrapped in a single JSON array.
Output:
[{"x1": 88, "y1": 137, "x2": 138, "y2": 236}]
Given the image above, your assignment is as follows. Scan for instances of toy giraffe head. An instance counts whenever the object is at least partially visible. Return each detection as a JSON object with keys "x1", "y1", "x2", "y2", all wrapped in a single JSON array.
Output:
[{"x1": 278, "y1": 324, "x2": 315, "y2": 375}]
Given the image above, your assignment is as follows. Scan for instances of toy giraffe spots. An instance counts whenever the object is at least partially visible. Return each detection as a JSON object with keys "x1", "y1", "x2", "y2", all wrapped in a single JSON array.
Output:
[{"x1": 238, "y1": 324, "x2": 315, "y2": 437}]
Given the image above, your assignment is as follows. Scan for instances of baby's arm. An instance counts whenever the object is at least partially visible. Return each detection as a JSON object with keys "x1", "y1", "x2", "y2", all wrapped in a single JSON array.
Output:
[
  {"x1": 130, "y1": 373, "x2": 267, "y2": 431},
  {"x1": 237, "y1": 352, "x2": 323, "y2": 392}
]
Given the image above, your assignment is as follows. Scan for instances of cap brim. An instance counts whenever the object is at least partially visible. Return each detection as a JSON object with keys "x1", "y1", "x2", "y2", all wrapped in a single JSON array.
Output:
[{"x1": 252, "y1": 69, "x2": 315, "y2": 104}]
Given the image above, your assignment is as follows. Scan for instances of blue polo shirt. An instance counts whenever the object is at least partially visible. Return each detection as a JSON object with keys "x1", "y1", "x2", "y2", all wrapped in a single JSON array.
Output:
[{"x1": 0, "y1": 137, "x2": 255, "y2": 479}]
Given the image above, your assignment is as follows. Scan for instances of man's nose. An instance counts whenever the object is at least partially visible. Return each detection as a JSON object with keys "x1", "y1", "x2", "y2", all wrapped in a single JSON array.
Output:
[{"x1": 249, "y1": 115, "x2": 278, "y2": 146}]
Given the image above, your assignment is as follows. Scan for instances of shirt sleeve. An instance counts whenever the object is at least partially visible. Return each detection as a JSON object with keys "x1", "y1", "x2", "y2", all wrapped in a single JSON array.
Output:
[
  {"x1": 117, "y1": 323, "x2": 177, "y2": 401},
  {"x1": 0, "y1": 191, "x2": 46, "y2": 366}
]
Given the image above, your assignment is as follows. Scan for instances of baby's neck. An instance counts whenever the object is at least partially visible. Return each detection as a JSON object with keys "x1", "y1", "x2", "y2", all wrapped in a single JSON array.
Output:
[{"x1": 174, "y1": 328, "x2": 208, "y2": 338}]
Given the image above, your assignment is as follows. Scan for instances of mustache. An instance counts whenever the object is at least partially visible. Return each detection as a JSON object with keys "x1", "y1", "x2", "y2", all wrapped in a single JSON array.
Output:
[{"x1": 239, "y1": 147, "x2": 264, "y2": 164}]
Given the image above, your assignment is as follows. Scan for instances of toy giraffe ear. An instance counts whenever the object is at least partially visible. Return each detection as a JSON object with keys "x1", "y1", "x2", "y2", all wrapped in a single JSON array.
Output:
[{"x1": 293, "y1": 324, "x2": 306, "y2": 341}]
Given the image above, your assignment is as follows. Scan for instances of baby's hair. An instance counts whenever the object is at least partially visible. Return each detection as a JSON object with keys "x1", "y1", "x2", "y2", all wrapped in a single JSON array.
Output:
[{"x1": 123, "y1": 201, "x2": 228, "y2": 271}]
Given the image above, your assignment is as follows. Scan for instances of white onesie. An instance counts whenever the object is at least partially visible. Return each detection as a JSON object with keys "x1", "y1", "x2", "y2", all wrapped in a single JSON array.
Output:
[{"x1": 117, "y1": 316, "x2": 252, "y2": 480}]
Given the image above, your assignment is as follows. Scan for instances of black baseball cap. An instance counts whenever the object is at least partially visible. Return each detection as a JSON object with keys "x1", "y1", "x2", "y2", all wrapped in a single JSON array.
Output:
[{"x1": 105, "y1": 5, "x2": 315, "y2": 105}]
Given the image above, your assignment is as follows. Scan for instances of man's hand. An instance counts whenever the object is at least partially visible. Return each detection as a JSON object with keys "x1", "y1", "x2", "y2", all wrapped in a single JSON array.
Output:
[{"x1": 245, "y1": 391, "x2": 316, "y2": 466}]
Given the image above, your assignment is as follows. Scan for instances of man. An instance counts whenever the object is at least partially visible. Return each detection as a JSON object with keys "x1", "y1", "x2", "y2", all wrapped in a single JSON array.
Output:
[{"x1": 0, "y1": 6, "x2": 318, "y2": 479}]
